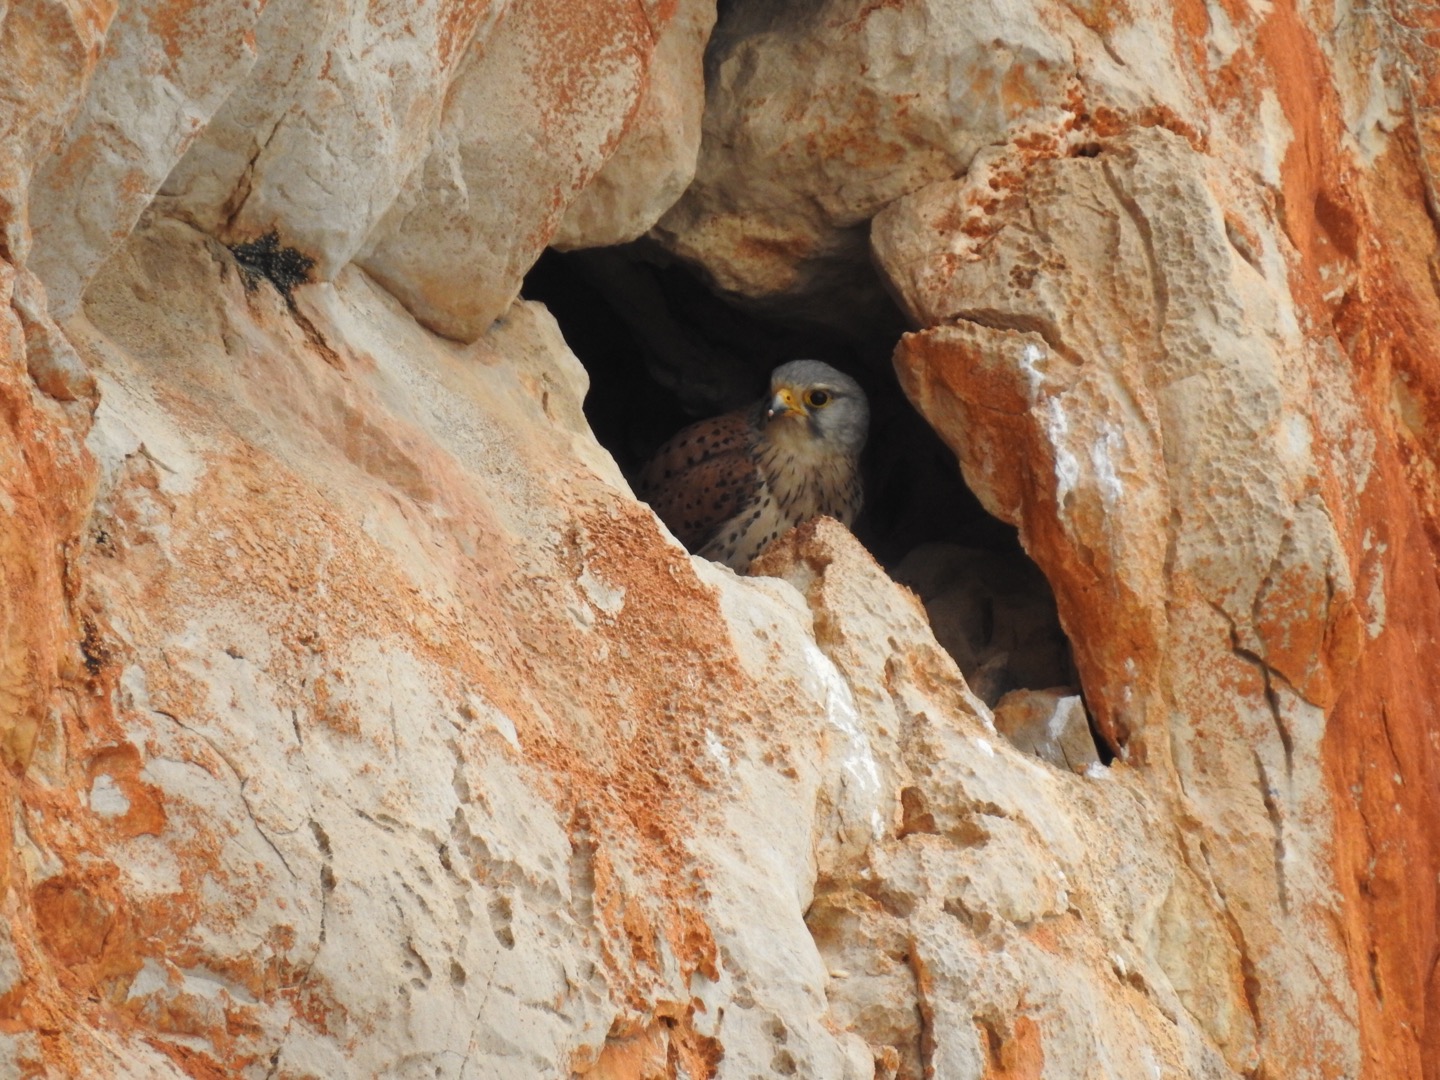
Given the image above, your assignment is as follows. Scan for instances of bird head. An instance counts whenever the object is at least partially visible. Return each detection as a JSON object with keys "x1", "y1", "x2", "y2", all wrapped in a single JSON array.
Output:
[{"x1": 763, "y1": 360, "x2": 870, "y2": 456}]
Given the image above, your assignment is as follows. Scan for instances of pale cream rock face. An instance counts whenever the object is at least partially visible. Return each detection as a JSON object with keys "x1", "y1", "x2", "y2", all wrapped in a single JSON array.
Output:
[
  {"x1": 153, "y1": 0, "x2": 509, "y2": 281},
  {"x1": 26, "y1": 0, "x2": 713, "y2": 342},
  {"x1": 651, "y1": 0, "x2": 1194, "y2": 305},
  {"x1": 753, "y1": 520, "x2": 1259, "y2": 1078},
  {"x1": 876, "y1": 128, "x2": 1370, "y2": 1078},
  {"x1": 356, "y1": 0, "x2": 677, "y2": 341},
  {"x1": 4, "y1": 0, "x2": 1440, "y2": 1076},
  {"x1": 551, "y1": 0, "x2": 716, "y2": 251},
  {"x1": 27, "y1": 0, "x2": 266, "y2": 319}
]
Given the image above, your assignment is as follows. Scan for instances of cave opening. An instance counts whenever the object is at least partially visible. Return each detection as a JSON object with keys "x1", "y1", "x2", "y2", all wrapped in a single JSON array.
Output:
[{"x1": 522, "y1": 243, "x2": 1109, "y2": 768}]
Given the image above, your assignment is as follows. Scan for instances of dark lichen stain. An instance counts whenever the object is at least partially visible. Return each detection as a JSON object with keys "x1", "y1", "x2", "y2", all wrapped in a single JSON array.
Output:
[
  {"x1": 81, "y1": 616, "x2": 111, "y2": 677},
  {"x1": 230, "y1": 230, "x2": 316, "y2": 302}
]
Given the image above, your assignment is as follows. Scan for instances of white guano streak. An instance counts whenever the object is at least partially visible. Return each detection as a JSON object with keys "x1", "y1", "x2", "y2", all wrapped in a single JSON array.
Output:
[
  {"x1": 1019, "y1": 342, "x2": 1045, "y2": 402},
  {"x1": 705, "y1": 729, "x2": 731, "y2": 772},
  {"x1": 803, "y1": 642, "x2": 884, "y2": 839},
  {"x1": 1044, "y1": 397, "x2": 1080, "y2": 506},
  {"x1": 1022, "y1": 341, "x2": 1083, "y2": 509},
  {"x1": 1091, "y1": 423, "x2": 1124, "y2": 508}
]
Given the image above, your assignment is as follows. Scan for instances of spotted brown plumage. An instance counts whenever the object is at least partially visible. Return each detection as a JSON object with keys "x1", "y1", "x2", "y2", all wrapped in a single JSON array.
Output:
[{"x1": 637, "y1": 360, "x2": 869, "y2": 571}]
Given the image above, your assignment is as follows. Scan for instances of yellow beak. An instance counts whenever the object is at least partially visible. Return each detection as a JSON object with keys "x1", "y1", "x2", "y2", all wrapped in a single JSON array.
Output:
[{"x1": 766, "y1": 386, "x2": 803, "y2": 420}]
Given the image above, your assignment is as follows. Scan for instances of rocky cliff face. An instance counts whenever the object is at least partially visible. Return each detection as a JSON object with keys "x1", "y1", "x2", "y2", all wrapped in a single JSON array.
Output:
[{"x1": 4, "y1": 1, "x2": 1440, "y2": 1078}]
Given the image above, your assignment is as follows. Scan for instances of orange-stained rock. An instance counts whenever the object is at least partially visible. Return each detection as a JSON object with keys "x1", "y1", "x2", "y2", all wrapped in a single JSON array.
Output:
[
  {"x1": 7, "y1": 0, "x2": 1440, "y2": 1077},
  {"x1": 3, "y1": 211, "x2": 901, "y2": 1075},
  {"x1": 357, "y1": 0, "x2": 692, "y2": 340},
  {"x1": 879, "y1": 126, "x2": 1376, "y2": 1077},
  {"x1": 652, "y1": 0, "x2": 1200, "y2": 317},
  {"x1": 27, "y1": 0, "x2": 264, "y2": 318},
  {"x1": 0, "y1": 270, "x2": 97, "y2": 829},
  {"x1": 870, "y1": 23, "x2": 1440, "y2": 1078},
  {"x1": 756, "y1": 519, "x2": 1261, "y2": 1076},
  {"x1": 552, "y1": 0, "x2": 716, "y2": 251}
]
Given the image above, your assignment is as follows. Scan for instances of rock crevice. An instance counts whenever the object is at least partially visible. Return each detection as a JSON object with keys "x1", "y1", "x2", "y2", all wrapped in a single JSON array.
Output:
[{"x1": 2, "y1": 0, "x2": 1440, "y2": 1077}]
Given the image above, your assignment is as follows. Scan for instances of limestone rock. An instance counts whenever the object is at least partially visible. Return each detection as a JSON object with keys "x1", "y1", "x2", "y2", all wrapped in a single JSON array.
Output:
[
  {"x1": 26, "y1": 0, "x2": 706, "y2": 343},
  {"x1": 356, "y1": 0, "x2": 676, "y2": 340},
  {"x1": 7, "y1": 0, "x2": 1440, "y2": 1077},
  {"x1": 552, "y1": 0, "x2": 716, "y2": 251},
  {"x1": 27, "y1": 0, "x2": 265, "y2": 319},
  {"x1": 875, "y1": 123, "x2": 1412, "y2": 1078},
  {"x1": 12, "y1": 268, "x2": 97, "y2": 404},
  {"x1": 992, "y1": 688, "x2": 1098, "y2": 774},
  {"x1": 754, "y1": 519, "x2": 1257, "y2": 1077},
  {"x1": 154, "y1": 0, "x2": 508, "y2": 286},
  {"x1": 0, "y1": 0, "x2": 115, "y2": 265},
  {"x1": 652, "y1": 0, "x2": 1194, "y2": 311}
]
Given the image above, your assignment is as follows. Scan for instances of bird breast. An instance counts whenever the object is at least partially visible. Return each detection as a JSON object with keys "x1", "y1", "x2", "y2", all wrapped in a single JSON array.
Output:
[{"x1": 753, "y1": 421, "x2": 863, "y2": 527}]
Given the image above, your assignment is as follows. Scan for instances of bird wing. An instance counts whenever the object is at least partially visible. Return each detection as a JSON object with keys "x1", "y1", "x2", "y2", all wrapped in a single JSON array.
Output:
[{"x1": 636, "y1": 409, "x2": 764, "y2": 553}]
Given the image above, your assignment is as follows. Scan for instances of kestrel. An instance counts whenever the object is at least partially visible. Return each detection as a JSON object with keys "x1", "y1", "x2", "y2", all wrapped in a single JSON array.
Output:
[{"x1": 637, "y1": 360, "x2": 869, "y2": 570}]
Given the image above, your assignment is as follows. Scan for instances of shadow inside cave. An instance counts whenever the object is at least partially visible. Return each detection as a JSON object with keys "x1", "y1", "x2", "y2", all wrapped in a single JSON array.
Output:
[{"x1": 522, "y1": 242, "x2": 1109, "y2": 768}]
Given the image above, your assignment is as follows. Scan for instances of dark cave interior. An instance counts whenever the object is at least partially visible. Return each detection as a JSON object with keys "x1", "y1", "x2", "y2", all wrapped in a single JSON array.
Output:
[
  {"x1": 523, "y1": 242, "x2": 1109, "y2": 765},
  {"x1": 523, "y1": 243, "x2": 1015, "y2": 562}
]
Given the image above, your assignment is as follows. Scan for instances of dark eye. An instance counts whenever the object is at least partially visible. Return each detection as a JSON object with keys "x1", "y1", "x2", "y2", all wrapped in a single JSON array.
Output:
[{"x1": 805, "y1": 389, "x2": 831, "y2": 408}]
